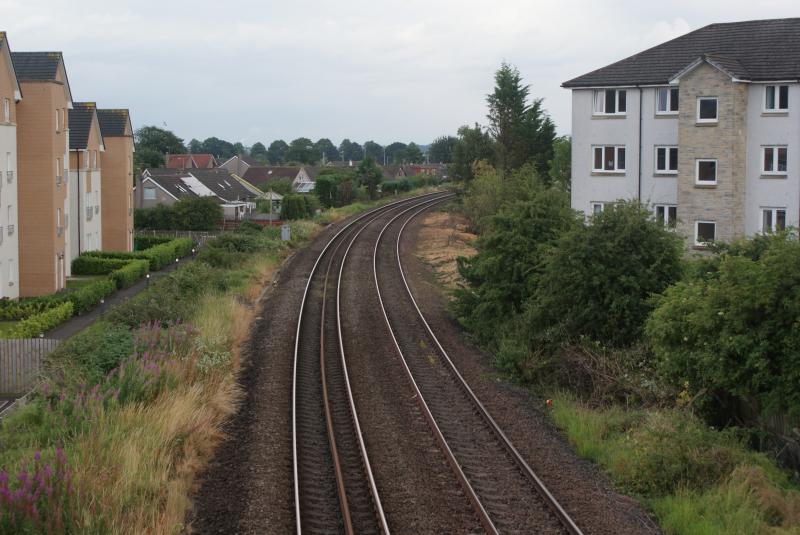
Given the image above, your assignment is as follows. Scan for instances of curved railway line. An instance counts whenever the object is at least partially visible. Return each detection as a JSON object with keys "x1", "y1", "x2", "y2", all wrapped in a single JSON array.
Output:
[{"x1": 290, "y1": 190, "x2": 584, "y2": 534}]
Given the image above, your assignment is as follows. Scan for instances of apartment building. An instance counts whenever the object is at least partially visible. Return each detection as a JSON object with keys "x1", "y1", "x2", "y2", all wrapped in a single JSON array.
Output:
[
  {"x1": 563, "y1": 18, "x2": 800, "y2": 249},
  {"x1": 0, "y1": 33, "x2": 21, "y2": 299},
  {"x1": 97, "y1": 108, "x2": 134, "y2": 252},
  {"x1": 12, "y1": 51, "x2": 72, "y2": 296},
  {"x1": 68, "y1": 102, "x2": 103, "y2": 261}
]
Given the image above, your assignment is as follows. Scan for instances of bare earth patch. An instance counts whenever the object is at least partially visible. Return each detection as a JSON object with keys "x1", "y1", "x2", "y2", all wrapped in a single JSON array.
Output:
[{"x1": 415, "y1": 211, "x2": 476, "y2": 288}]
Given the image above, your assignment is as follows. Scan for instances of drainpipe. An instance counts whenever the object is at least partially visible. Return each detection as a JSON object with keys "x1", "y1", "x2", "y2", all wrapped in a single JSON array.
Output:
[
  {"x1": 637, "y1": 86, "x2": 643, "y2": 203},
  {"x1": 76, "y1": 150, "x2": 81, "y2": 254}
]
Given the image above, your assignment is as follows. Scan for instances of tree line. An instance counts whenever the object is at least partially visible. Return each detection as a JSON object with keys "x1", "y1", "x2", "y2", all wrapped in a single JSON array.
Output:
[{"x1": 133, "y1": 126, "x2": 433, "y2": 173}]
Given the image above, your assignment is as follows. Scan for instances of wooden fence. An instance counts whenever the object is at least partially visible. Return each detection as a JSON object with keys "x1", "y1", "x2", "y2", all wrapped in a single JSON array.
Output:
[{"x1": 0, "y1": 338, "x2": 60, "y2": 395}]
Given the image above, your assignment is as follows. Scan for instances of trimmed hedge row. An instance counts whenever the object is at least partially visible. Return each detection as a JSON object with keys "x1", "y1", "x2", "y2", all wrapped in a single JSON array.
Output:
[
  {"x1": 133, "y1": 235, "x2": 172, "y2": 251},
  {"x1": 11, "y1": 302, "x2": 74, "y2": 338},
  {"x1": 84, "y1": 238, "x2": 194, "y2": 270},
  {"x1": 72, "y1": 256, "x2": 133, "y2": 276},
  {"x1": 109, "y1": 259, "x2": 149, "y2": 290}
]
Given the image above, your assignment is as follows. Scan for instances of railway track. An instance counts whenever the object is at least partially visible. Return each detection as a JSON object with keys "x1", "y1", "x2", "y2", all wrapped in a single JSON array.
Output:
[
  {"x1": 291, "y1": 192, "x2": 452, "y2": 534},
  {"x1": 372, "y1": 198, "x2": 585, "y2": 535}
]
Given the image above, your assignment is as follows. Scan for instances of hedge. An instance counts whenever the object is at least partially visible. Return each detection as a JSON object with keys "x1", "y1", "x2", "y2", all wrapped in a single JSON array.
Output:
[
  {"x1": 72, "y1": 256, "x2": 133, "y2": 276},
  {"x1": 63, "y1": 277, "x2": 117, "y2": 315},
  {"x1": 109, "y1": 259, "x2": 149, "y2": 290},
  {"x1": 84, "y1": 238, "x2": 194, "y2": 270},
  {"x1": 134, "y1": 236, "x2": 172, "y2": 251},
  {"x1": 11, "y1": 302, "x2": 73, "y2": 338}
]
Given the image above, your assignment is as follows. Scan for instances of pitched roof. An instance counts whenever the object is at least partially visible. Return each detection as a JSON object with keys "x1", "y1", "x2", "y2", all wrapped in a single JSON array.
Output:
[
  {"x1": 10, "y1": 51, "x2": 63, "y2": 81},
  {"x1": 97, "y1": 109, "x2": 131, "y2": 137},
  {"x1": 144, "y1": 168, "x2": 256, "y2": 203},
  {"x1": 243, "y1": 166, "x2": 301, "y2": 188},
  {"x1": 69, "y1": 102, "x2": 100, "y2": 150},
  {"x1": 562, "y1": 18, "x2": 800, "y2": 88},
  {"x1": 191, "y1": 154, "x2": 217, "y2": 168},
  {"x1": 165, "y1": 154, "x2": 194, "y2": 169}
]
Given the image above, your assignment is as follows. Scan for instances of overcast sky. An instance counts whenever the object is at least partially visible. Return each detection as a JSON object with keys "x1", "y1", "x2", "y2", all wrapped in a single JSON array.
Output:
[{"x1": 3, "y1": 1, "x2": 799, "y2": 146}]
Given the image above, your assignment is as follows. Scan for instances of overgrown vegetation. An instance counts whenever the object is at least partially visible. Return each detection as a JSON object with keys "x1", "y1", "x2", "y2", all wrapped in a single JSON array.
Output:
[
  {"x1": 446, "y1": 62, "x2": 800, "y2": 534},
  {"x1": 134, "y1": 196, "x2": 223, "y2": 231}
]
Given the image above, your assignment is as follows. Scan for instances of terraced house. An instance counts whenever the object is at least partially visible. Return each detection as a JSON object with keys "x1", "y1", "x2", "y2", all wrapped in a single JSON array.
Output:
[
  {"x1": 97, "y1": 108, "x2": 134, "y2": 252},
  {"x1": 0, "y1": 33, "x2": 20, "y2": 299},
  {"x1": 563, "y1": 18, "x2": 800, "y2": 248},
  {"x1": 12, "y1": 50, "x2": 73, "y2": 296},
  {"x1": 68, "y1": 102, "x2": 103, "y2": 261}
]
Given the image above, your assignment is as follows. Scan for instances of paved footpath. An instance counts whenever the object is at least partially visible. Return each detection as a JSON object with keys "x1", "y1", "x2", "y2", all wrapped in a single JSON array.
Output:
[{"x1": 46, "y1": 254, "x2": 196, "y2": 340}]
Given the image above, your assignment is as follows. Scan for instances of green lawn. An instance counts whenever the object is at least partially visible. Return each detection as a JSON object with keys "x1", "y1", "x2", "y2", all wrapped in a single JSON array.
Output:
[{"x1": 66, "y1": 276, "x2": 102, "y2": 289}]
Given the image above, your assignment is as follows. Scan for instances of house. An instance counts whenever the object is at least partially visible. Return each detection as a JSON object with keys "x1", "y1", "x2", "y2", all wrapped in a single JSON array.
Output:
[
  {"x1": 381, "y1": 165, "x2": 406, "y2": 181},
  {"x1": 242, "y1": 166, "x2": 303, "y2": 191},
  {"x1": 219, "y1": 154, "x2": 260, "y2": 176},
  {"x1": 12, "y1": 49, "x2": 73, "y2": 296},
  {"x1": 164, "y1": 153, "x2": 217, "y2": 169},
  {"x1": 97, "y1": 108, "x2": 134, "y2": 252},
  {"x1": 0, "y1": 33, "x2": 20, "y2": 299},
  {"x1": 563, "y1": 17, "x2": 800, "y2": 249},
  {"x1": 68, "y1": 102, "x2": 103, "y2": 262},
  {"x1": 404, "y1": 164, "x2": 444, "y2": 179},
  {"x1": 138, "y1": 168, "x2": 260, "y2": 221}
]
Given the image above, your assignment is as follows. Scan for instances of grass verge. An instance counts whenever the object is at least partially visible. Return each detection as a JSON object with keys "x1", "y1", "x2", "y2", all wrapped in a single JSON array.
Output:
[
  {"x1": 0, "y1": 188, "x2": 441, "y2": 533},
  {"x1": 548, "y1": 392, "x2": 800, "y2": 535}
]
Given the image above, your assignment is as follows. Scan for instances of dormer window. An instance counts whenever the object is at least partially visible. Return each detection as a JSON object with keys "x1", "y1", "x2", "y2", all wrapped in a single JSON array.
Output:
[
  {"x1": 656, "y1": 87, "x2": 679, "y2": 114},
  {"x1": 765, "y1": 85, "x2": 789, "y2": 112},
  {"x1": 593, "y1": 89, "x2": 627, "y2": 115},
  {"x1": 697, "y1": 97, "x2": 718, "y2": 123}
]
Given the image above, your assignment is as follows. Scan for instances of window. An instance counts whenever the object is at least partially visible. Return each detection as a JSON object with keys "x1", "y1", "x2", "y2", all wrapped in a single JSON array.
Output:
[
  {"x1": 591, "y1": 202, "x2": 605, "y2": 214},
  {"x1": 656, "y1": 87, "x2": 679, "y2": 114},
  {"x1": 763, "y1": 146, "x2": 788, "y2": 174},
  {"x1": 143, "y1": 187, "x2": 157, "y2": 200},
  {"x1": 761, "y1": 208, "x2": 786, "y2": 233},
  {"x1": 695, "y1": 221, "x2": 716, "y2": 246},
  {"x1": 655, "y1": 205, "x2": 677, "y2": 228},
  {"x1": 55, "y1": 109, "x2": 60, "y2": 132},
  {"x1": 697, "y1": 97, "x2": 718, "y2": 122},
  {"x1": 592, "y1": 146, "x2": 626, "y2": 172},
  {"x1": 765, "y1": 85, "x2": 789, "y2": 111},
  {"x1": 696, "y1": 159, "x2": 717, "y2": 185},
  {"x1": 655, "y1": 146, "x2": 678, "y2": 174},
  {"x1": 2, "y1": 98, "x2": 9, "y2": 122},
  {"x1": 593, "y1": 89, "x2": 627, "y2": 115}
]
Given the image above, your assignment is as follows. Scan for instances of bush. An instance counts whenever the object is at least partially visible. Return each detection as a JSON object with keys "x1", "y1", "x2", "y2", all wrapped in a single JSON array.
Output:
[
  {"x1": 281, "y1": 194, "x2": 310, "y2": 220},
  {"x1": 647, "y1": 233, "x2": 800, "y2": 418},
  {"x1": 48, "y1": 321, "x2": 134, "y2": 380},
  {"x1": 135, "y1": 197, "x2": 222, "y2": 231},
  {"x1": 11, "y1": 302, "x2": 73, "y2": 338},
  {"x1": 527, "y1": 201, "x2": 683, "y2": 348},
  {"x1": 109, "y1": 259, "x2": 150, "y2": 290},
  {"x1": 454, "y1": 189, "x2": 578, "y2": 347},
  {"x1": 0, "y1": 299, "x2": 53, "y2": 321},
  {"x1": 134, "y1": 236, "x2": 172, "y2": 251},
  {"x1": 72, "y1": 256, "x2": 132, "y2": 275},
  {"x1": 235, "y1": 220, "x2": 262, "y2": 234},
  {"x1": 66, "y1": 277, "x2": 117, "y2": 315},
  {"x1": 88, "y1": 238, "x2": 194, "y2": 270},
  {"x1": 381, "y1": 179, "x2": 412, "y2": 195}
]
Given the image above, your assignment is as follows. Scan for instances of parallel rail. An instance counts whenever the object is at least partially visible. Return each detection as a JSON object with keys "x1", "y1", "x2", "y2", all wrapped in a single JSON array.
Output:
[
  {"x1": 291, "y1": 192, "x2": 452, "y2": 534},
  {"x1": 373, "y1": 198, "x2": 585, "y2": 535}
]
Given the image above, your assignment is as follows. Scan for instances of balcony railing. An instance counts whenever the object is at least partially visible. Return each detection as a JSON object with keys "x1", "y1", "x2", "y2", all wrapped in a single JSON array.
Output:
[
  {"x1": 0, "y1": 226, "x2": 4, "y2": 244},
  {"x1": 94, "y1": 205, "x2": 99, "y2": 215},
  {"x1": 85, "y1": 207, "x2": 93, "y2": 220},
  {"x1": 7, "y1": 224, "x2": 13, "y2": 236},
  {"x1": 6, "y1": 171, "x2": 12, "y2": 183},
  {"x1": 56, "y1": 225, "x2": 63, "y2": 237},
  {"x1": 56, "y1": 175, "x2": 62, "y2": 187}
]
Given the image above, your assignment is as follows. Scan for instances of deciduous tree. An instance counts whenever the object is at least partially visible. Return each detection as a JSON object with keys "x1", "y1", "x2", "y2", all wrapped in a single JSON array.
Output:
[{"x1": 267, "y1": 139, "x2": 289, "y2": 165}]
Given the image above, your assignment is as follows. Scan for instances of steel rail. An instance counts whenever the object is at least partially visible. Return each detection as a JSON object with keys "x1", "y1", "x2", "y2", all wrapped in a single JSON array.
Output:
[
  {"x1": 370, "y1": 194, "x2": 502, "y2": 534},
  {"x1": 291, "y1": 191, "x2": 452, "y2": 534},
  {"x1": 393, "y1": 201, "x2": 585, "y2": 535}
]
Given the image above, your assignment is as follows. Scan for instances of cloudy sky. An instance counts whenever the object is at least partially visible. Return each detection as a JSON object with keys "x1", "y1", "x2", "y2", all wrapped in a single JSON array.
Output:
[{"x1": 3, "y1": 1, "x2": 799, "y2": 146}]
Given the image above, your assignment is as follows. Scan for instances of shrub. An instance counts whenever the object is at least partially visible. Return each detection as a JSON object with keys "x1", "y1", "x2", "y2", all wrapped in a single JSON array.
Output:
[
  {"x1": 381, "y1": 179, "x2": 412, "y2": 195},
  {"x1": 135, "y1": 197, "x2": 222, "y2": 231},
  {"x1": 647, "y1": 233, "x2": 800, "y2": 418},
  {"x1": 281, "y1": 194, "x2": 310, "y2": 220},
  {"x1": 72, "y1": 256, "x2": 131, "y2": 276},
  {"x1": 48, "y1": 321, "x2": 134, "y2": 380},
  {"x1": 11, "y1": 302, "x2": 73, "y2": 338},
  {"x1": 109, "y1": 259, "x2": 149, "y2": 289},
  {"x1": 66, "y1": 277, "x2": 116, "y2": 315},
  {"x1": 453, "y1": 188, "x2": 578, "y2": 347},
  {"x1": 0, "y1": 300, "x2": 53, "y2": 321},
  {"x1": 527, "y1": 201, "x2": 683, "y2": 348},
  {"x1": 235, "y1": 220, "x2": 262, "y2": 234},
  {"x1": 134, "y1": 235, "x2": 172, "y2": 251}
]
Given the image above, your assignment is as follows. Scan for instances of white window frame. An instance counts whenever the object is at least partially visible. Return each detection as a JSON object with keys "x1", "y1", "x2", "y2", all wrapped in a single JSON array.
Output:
[
  {"x1": 656, "y1": 87, "x2": 679, "y2": 115},
  {"x1": 143, "y1": 187, "x2": 157, "y2": 200},
  {"x1": 761, "y1": 207, "x2": 787, "y2": 233},
  {"x1": 593, "y1": 89, "x2": 627, "y2": 116},
  {"x1": 762, "y1": 146, "x2": 788, "y2": 175},
  {"x1": 695, "y1": 159, "x2": 718, "y2": 185},
  {"x1": 697, "y1": 97, "x2": 718, "y2": 123},
  {"x1": 764, "y1": 85, "x2": 789, "y2": 112},
  {"x1": 694, "y1": 220, "x2": 716, "y2": 247},
  {"x1": 590, "y1": 202, "x2": 605, "y2": 215},
  {"x1": 654, "y1": 146, "x2": 678, "y2": 175},
  {"x1": 654, "y1": 204, "x2": 677, "y2": 228},
  {"x1": 592, "y1": 145, "x2": 626, "y2": 173},
  {"x1": 2, "y1": 98, "x2": 9, "y2": 123}
]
